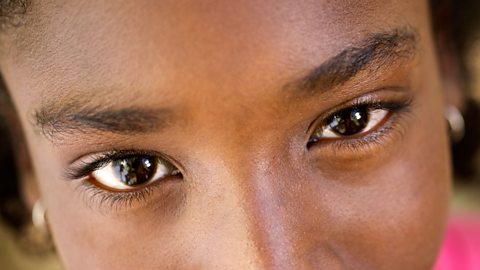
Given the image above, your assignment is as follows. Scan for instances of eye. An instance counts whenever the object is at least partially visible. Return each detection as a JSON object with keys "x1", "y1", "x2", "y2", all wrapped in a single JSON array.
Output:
[
  {"x1": 91, "y1": 155, "x2": 181, "y2": 191},
  {"x1": 308, "y1": 105, "x2": 391, "y2": 145}
]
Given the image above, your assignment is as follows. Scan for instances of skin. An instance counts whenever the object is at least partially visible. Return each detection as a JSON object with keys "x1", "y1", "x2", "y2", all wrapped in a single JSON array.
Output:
[{"x1": 0, "y1": 0, "x2": 455, "y2": 269}]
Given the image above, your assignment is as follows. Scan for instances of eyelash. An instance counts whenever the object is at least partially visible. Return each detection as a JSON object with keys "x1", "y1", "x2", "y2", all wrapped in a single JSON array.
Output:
[
  {"x1": 307, "y1": 96, "x2": 413, "y2": 151},
  {"x1": 66, "y1": 150, "x2": 181, "y2": 210},
  {"x1": 76, "y1": 180, "x2": 158, "y2": 210},
  {"x1": 66, "y1": 96, "x2": 412, "y2": 210},
  {"x1": 66, "y1": 150, "x2": 167, "y2": 179}
]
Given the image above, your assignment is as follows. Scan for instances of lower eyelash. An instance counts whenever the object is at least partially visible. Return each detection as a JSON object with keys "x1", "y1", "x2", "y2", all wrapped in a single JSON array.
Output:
[
  {"x1": 306, "y1": 92, "x2": 413, "y2": 151},
  {"x1": 65, "y1": 150, "x2": 183, "y2": 211},
  {"x1": 327, "y1": 123, "x2": 395, "y2": 153},
  {"x1": 76, "y1": 179, "x2": 156, "y2": 212},
  {"x1": 320, "y1": 107, "x2": 410, "y2": 154}
]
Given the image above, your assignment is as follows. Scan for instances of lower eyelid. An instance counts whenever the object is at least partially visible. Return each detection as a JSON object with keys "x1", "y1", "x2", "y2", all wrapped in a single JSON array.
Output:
[
  {"x1": 75, "y1": 179, "x2": 146, "y2": 210},
  {"x1": 328, "y1": 123, "x2": 397, "y2": 153},
  {"x1": 309, "y1": 108, "x2": 409, "y2": 156},
  {"x1": 76, "y1": 173, "x2": 182, "y2": 213}
]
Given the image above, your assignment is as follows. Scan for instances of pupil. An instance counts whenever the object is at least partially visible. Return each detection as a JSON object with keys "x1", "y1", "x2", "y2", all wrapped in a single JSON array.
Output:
[
  {"x1": 329, "y1": 106, "x2": 369, "y2": 136},
  {"x1": 113, "y1": 156, "x2": 157, "y2": 186}
]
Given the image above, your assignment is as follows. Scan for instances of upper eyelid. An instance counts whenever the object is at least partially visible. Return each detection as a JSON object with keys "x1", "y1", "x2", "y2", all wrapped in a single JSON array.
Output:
[
  {"x1": 305, "y1": 91, "x2": 407, "y2": 135},
  {"x1": 64, "y1": 149, "x2": 181, "y2": 181},
  {"x1": 307, "y1": 102, "x2": 412, "y2": 153},
  {"x1": 69, "y1": 149, "x2": 162, "y2": 164},
  {"x1": 305, "y1": 97, "x2": 413, "y2": 150},
  {"x1": 325, "y1": 104, "x2": 392, "y2": 134}
]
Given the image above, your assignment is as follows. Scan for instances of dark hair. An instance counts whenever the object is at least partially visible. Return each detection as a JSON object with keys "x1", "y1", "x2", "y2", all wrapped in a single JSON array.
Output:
[
  {"x1": 0, "y1": 0, "x2": 29, "y2": 29},
  {"x1": 0, "y1": 0, "x2": 479, "y2": 230}
]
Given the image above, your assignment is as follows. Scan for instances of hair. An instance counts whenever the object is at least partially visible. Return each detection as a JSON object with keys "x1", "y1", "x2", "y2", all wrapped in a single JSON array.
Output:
[
  {"x1": 0, "y1": 0, "x2": 29, "y2": 28},
  {"x1": 0, "y1": 0, "x2": 479, "y2": 230}
]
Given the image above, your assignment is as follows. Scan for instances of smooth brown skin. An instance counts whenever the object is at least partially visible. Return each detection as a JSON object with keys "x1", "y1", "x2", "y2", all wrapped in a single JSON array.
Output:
[{"x1": 0, "y1": 0, "x2": 455, "y2": 269}]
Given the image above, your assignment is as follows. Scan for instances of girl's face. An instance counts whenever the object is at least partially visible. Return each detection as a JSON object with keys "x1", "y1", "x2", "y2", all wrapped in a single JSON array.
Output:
[{"x1": 1, "y1": 0, "x2": 452, "y2": 269}]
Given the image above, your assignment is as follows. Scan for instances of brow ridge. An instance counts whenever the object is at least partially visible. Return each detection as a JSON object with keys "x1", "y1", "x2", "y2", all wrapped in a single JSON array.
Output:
[
  {"x1": 33, "y1": 28, "x2": 417, "y2": 142},
  {"x1": 33, "y1": 103, "x2": 172, "y2": 141},
  {"x1": 289, "y1": 28, "x2": 418, "y2": 96}
]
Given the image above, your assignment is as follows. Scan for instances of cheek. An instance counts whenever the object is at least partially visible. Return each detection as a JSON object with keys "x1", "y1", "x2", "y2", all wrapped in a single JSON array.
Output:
[
  {"x1": 304, "y1": 75, "x2": 451, "y2": 268},
  {"x1": 297, "y1": 119, "x2": 450, "y2": 269}
]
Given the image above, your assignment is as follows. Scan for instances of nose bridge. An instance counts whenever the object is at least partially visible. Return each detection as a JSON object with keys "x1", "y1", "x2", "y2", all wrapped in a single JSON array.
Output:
[
  {"x1": 242, "y1": 153, "x2": 302, "y2": 268},
  {"x1": 208, "y1": 142, "x2": 303, "y2": 269},
  {"x1": 186, "y1": 102, "x2": 315, "y2": 268}
]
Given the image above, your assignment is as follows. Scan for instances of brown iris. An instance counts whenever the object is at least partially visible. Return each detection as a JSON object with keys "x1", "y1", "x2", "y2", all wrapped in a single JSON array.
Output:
[
  {"x1": 112, "y1": 156, "x2": 157, "y2": 186},
  {"x1": 328, "y1": 106, "x2": 369, "y2": 136}
]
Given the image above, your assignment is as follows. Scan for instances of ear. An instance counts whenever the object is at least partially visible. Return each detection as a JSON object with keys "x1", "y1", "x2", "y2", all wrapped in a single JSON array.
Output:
[
  {"x1": 19, "y1": 160, "x2": 41, "y2": 213},
  {"x1": 0, "y1": 89, "x2": 40, "y2": 213},
  {"x1": 13, "y1": 116, "x2": 41, "y2": 212}
]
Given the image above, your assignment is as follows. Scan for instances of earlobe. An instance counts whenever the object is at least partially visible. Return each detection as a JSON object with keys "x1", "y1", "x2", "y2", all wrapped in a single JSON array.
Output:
[{"x1": 10, "y1": 112, "x2": 41, "y2": 213}]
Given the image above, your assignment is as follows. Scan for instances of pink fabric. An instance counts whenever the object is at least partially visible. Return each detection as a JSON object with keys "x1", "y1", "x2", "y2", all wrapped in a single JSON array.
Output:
[{"x1": 435, "y1": 217, "x2": 480, "y2": 270}]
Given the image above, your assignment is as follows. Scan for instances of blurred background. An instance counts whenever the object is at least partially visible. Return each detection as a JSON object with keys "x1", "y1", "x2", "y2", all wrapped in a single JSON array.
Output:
[{"x1": 452, "y1": 42, "x2": 480, "y2": 213}]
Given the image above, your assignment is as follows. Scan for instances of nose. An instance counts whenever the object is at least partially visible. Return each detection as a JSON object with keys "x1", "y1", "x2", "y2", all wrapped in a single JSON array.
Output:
[{"x1": 180, "y1": 152, "x2": 346, "y2": 270}]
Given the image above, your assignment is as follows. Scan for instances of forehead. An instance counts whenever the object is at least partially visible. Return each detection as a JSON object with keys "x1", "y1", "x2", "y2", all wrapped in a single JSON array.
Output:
[{"x1": 6, "y1": 0, "x2": 426, "y2": 106}]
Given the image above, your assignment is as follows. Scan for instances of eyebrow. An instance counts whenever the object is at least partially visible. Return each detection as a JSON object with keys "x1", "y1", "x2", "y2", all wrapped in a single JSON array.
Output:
[
  {"x1": 285, "y1": 28, "x2": 418, "y2": 96},
  {"x1": 33, "y1": 28, "x2": 417, "y2": 142},
  {"x1": 33, "y1": 101, "x2": 173, "y2": 141}
]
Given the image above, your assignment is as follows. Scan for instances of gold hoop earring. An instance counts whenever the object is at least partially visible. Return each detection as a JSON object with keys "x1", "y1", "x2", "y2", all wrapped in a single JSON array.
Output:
[{"x1": 445, "y1": 105, "x2": 465, "y2": 143}]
